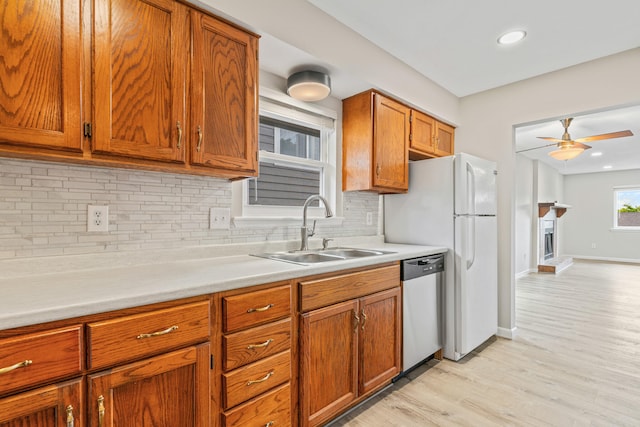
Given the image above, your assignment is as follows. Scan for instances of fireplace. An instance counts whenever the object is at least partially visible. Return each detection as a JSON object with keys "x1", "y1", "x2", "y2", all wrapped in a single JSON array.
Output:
[
  {"x1": 537, "y1": 202, "x2": 572, "y2": 273},
  {"x1": 543, "y1": 220, "x2": 555, "y2": 260}
]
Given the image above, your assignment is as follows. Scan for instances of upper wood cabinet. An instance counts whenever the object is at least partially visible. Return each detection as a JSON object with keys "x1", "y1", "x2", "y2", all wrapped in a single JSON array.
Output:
[
  {"x1": 0, "y1": 0, "x2": 259, "y2": 179},
  {"x1": 434, "y1": 120, "x2": 455, "y2": 157},
  {"x1": 92, "y1": 0, "x2": 188, "y2": 163},
  {"x1": 342, "y1": 91, "x2": 409, "y2": 194},
  {"x1": 409, "y1": 109, "x2": 455, "y2": 160},
  {"x1": 190, "y1": 12, "x2": 258, "y2": 177},
  {"x1": 343, "y1": 89, "x2": 455, "y2": 191},
  {"x1": 0, "y1": 0, "x2": 83, "y2": 153}
]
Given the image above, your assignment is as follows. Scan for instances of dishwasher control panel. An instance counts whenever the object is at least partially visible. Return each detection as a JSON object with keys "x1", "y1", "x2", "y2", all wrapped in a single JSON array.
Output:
[{"x1": 401, "y1": 254, "x2": 445, "y2": 281}]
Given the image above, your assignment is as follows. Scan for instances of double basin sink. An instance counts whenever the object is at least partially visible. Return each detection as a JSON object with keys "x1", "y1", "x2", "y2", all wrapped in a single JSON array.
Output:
[{"x1": 253, "y1": 247, "x2": 396, "y2": 265}]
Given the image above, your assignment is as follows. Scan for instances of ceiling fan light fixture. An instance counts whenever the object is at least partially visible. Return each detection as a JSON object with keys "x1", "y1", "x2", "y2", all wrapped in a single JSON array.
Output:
[
  {"x1": 548, "y1": 146, "x2": 584, "y2": 161},
  {"x1": 287, "y1": 70, "x2": 331, "y2": 102},
  {"x1": 497, "y1": 30, "x2": 527, "y2": 45}
]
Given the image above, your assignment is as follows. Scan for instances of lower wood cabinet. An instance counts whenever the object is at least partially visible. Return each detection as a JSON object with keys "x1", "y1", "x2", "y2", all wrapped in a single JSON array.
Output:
[
  {"x1": 88, "y1": 343, "x2": 211, "y2": 427},
  {"x1": 299, "y1": 265, "x2": 401, "y2": 427},
  {"x1": 0, "y1": 378, "x2": 83, "y2": 427}
]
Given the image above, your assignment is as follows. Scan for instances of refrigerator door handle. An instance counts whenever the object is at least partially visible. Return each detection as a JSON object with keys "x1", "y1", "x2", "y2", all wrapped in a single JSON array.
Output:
[
  {"x1": 467, "y1": 215, "x2": 476, "y2": 269},
  {"x1": 466, "y1": 162, "x2": 476, "y2": 216}
]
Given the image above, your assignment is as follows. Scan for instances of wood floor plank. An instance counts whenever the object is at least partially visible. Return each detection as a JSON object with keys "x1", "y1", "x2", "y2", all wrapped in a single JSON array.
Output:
[{"x1": 330, "y1": 260, "x2": 640, "y2": 426}]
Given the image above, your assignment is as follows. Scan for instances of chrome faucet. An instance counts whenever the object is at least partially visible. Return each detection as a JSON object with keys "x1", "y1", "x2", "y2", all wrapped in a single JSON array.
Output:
[{"x1": 300, "y1": 195, "x2": 333, "y2": 251}]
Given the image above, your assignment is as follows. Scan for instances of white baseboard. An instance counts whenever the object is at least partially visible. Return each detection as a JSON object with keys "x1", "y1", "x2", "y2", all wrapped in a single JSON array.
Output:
[
  {"x1": 497, "y1": 326, "x2": 517, "y2": 340},
  {"x1": 515, "y1": 268, "x2": 536, "y2": 278},
  {"x1": 567, "y1": 255, "x2": 640, "y2": 264}
]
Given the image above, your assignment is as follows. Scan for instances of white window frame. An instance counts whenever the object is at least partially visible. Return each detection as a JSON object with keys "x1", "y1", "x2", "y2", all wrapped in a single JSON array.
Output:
[
  {"x1": 232, "y1": 89, "x2": 339, "y2": 225},
  {"x1": 612, "y1": 185, "x2": 640, "y2": 231}
]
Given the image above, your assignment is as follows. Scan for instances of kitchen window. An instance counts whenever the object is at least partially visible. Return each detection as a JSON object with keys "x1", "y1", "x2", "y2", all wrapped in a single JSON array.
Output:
[
  {"x1": 234, "y1": 93, "x2": 337, "y2": 221},
  {"x1": 613, "y1": 186, "x2": 640, "y2": 229}
]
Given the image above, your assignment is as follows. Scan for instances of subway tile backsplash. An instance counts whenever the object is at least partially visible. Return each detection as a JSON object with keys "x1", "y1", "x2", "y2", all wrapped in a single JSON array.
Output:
[{"x1": 0, "y1": 158, "x2": 379, "y2": 260}]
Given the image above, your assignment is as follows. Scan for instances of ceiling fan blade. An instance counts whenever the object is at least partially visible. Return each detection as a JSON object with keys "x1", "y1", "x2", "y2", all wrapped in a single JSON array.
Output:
[
  {"x1": 516, "y1": 142, "x2": 557, "y2": 153},
  {"x1": 573, "y1": 130, "x2": 633, "y2": 143},
  {"x1": 537, "y1": 137, "x2": 565, "y2": 143}
]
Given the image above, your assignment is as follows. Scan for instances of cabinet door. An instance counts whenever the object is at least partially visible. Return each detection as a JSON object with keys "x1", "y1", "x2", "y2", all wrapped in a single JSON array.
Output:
[
  {"x1": 0, "y1": 378, "x2": 82, "y2": 427},
  {"x1": 92, "y1": 0, "x2": 188, "y2": 163},
  {"x1": 372, "y1": 94, "x2": 409, "y2": 192},
  {"x1": 359, "y1": 288, "x2": 401, "y2": 395},
  {"x1": 434, "y1": 121, "x2": 455, "y2": 157},
  {"x1": 88, "y1": 344, "x2": 210, "y2": 427},
  {"x1": 300, "y1": 300, "x2": 359, "y2": 427},
  {"x1": 0, "y1": 0, "x2": 82, "y2": 152},
  {"x1": 190, "y1": 12, "x2": 258, "y2": 176},
  {"x1": 409, "y1": 110, "x2": 436, "y2": 156}
]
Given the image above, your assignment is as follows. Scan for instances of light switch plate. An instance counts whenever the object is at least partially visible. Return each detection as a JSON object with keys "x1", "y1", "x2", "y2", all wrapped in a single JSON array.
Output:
[{"x1": 210, "y1": 208, "x2": 231, "y2": 229}]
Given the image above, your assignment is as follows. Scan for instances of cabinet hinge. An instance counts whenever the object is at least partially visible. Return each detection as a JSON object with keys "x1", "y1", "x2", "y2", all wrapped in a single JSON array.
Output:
[
  {"x1": 409, "y1": 111, "x2": 413, "y2": 123},
  {"x1": 83, "y1": 123, "x2": 92, "y2": 138},
  {"x1": 210, "y1": 354, "x2": 214, "y2": 370},
  {"x1": 409, "y1": 134, "x2": 413, "y2": 142}
]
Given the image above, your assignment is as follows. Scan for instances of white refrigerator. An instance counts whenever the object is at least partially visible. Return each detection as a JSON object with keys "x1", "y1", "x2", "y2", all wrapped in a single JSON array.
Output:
[{"x1": 385, "y1": 153, "x2": 498, "y2": 361}]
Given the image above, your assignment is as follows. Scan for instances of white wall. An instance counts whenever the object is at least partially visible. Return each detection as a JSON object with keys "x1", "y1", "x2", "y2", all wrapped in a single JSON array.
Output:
[
  {"x1": 515, "y1": 156, "x2": 534, "y2": 276},
  {"x1": 563, "y1": 169, "x2": 640, "y2": 262},
  {"x1": 458, "y1": 48, "x2": 640, "y2": 335}
]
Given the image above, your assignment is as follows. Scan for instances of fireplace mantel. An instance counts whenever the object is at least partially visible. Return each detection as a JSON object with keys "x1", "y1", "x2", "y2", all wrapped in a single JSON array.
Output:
[{"x1": 538, "y1": 202, "x2": 571, "y2": 218}]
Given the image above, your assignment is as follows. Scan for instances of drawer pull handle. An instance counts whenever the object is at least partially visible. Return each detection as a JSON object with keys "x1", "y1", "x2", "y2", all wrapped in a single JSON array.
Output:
[
  {"x1": 66, "y1": 405, "x2": 75, "y2": 427},
  {"x1": 247, "y1": 339, "x2": 273, "y2": 350},
  {"x1": 361, "y1": 309, "x2": 367, "y2": 331},
  {"x1": 247, "y1": 304, "x2": 273, "y2": 313},
  {"x1": 353, "y1": 310, "x2": 360, "y2": 332},
  {"x1": 265, "y1": 422, "x2": 275, "y2": 427},
  {"x1": 136, "y1": 325, "x2": 178, "y2": 339},
  {"x1": 246, "y1": 370, "x2": 274, "y2": 386},
  {"x1": 0, "y1": 359, "x2": 32, "y2": 375},
  {"x1": 97, "y1": 395, "x2": 105, "y2": 427}
]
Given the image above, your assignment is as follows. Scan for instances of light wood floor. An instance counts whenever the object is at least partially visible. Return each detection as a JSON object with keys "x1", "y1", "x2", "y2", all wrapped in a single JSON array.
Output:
[{"x1": 330, "y1": 260, "x2": 640, "y2": 426}]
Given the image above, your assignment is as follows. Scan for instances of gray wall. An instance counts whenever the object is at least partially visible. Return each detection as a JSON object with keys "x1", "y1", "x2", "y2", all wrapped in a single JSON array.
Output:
[{"x1": 563, "y1": 169, "x2": 640, "y2": 262}]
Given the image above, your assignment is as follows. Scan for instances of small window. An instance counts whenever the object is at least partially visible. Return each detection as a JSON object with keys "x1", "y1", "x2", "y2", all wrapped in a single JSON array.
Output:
[
  {"x1": 614, "y1": 187, "x2": 640, "y2": 228},
  {"x1": 239, "y1": 97, "x2": 336, "y2": 219},
  {"x1": 248, "y1": 117, "x2": 324, "y2": 207}
]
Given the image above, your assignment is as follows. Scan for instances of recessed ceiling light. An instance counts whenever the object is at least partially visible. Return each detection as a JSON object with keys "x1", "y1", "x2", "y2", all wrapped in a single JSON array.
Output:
[
  {"x1": 591, "y1": 151, "x2": 603, "y2": 157},
  {"x1": 497, "y1": 30, "x2": 527, "y2": 45},
  {"x1": 603, "y1": 165, "x2": 613, "y2": 169}
]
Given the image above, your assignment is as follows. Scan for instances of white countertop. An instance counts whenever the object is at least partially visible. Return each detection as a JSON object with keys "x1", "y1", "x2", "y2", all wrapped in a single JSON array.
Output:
[{"x1": 0, "y1": 240, "x2": 446, "y2": 330}]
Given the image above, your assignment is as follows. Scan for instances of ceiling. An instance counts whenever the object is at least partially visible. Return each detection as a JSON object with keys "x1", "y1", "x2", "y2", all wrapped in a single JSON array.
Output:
[{"x1": 250, "y1": 0, "x2": 640, "y2": 174}]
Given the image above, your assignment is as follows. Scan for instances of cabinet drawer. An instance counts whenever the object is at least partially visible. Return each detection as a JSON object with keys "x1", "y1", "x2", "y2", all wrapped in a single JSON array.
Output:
[
  {"x1": 223, "y1": 285, "x2": 291, "y2": 333},
  {"x1": 223, "y1": 318, "x2": 291, "y2": 371},
  {"x1": 0, "y1": 326, "x2": 82, "y2": 396},
  {"x1": 87, "y1": 301, "x2": 210, "y2": 370},
  {"x1": 300, "y1": 264, "x2": 400, "y2": 311},
  {"x1": 223, "y1": 350, "x2": 290, "y2": 409},
  {"x1": 222, "y1": 383, "x2": 291, "y2": 427}
]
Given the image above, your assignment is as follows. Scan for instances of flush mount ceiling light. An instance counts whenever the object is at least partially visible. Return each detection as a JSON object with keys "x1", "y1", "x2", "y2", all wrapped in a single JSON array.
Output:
[
  {"x1": 497, "y1": 30, "x2": 527, "y2": 45},
  {"x1": 287, "y1": 70, "x2": 331, "y2": 102}
]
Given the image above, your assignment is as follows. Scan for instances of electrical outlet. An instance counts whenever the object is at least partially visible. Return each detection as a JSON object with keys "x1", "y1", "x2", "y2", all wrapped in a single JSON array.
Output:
[
  {"x1": 591, "y1": 243, "x2": 597, "y2": 249},
  {"x1": 366, "y1": 212, "x2": 373, "y2": 226},
  {"x1": 87, "y1": 205, "x2": 109, "y2": 232},
  {"x1": 210, "y1": 207, "x2": 231, "y2": 230}
]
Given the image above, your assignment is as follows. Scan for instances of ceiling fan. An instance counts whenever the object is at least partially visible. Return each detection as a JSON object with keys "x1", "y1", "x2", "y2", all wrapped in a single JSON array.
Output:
[{"x1": 518, "y1": 118, "x2": 634, "y2": 161}]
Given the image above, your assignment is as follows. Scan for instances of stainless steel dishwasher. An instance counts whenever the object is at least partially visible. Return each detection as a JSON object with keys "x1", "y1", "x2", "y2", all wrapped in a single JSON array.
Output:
[{"x1": 401, "y1": 253, "x2": 445, "y2": 374}]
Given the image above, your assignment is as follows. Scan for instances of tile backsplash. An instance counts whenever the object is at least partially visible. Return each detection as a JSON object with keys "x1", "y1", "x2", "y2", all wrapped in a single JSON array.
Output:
[{"x1": 0, "y1": 158, "x2": 379, "y2": 260}]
